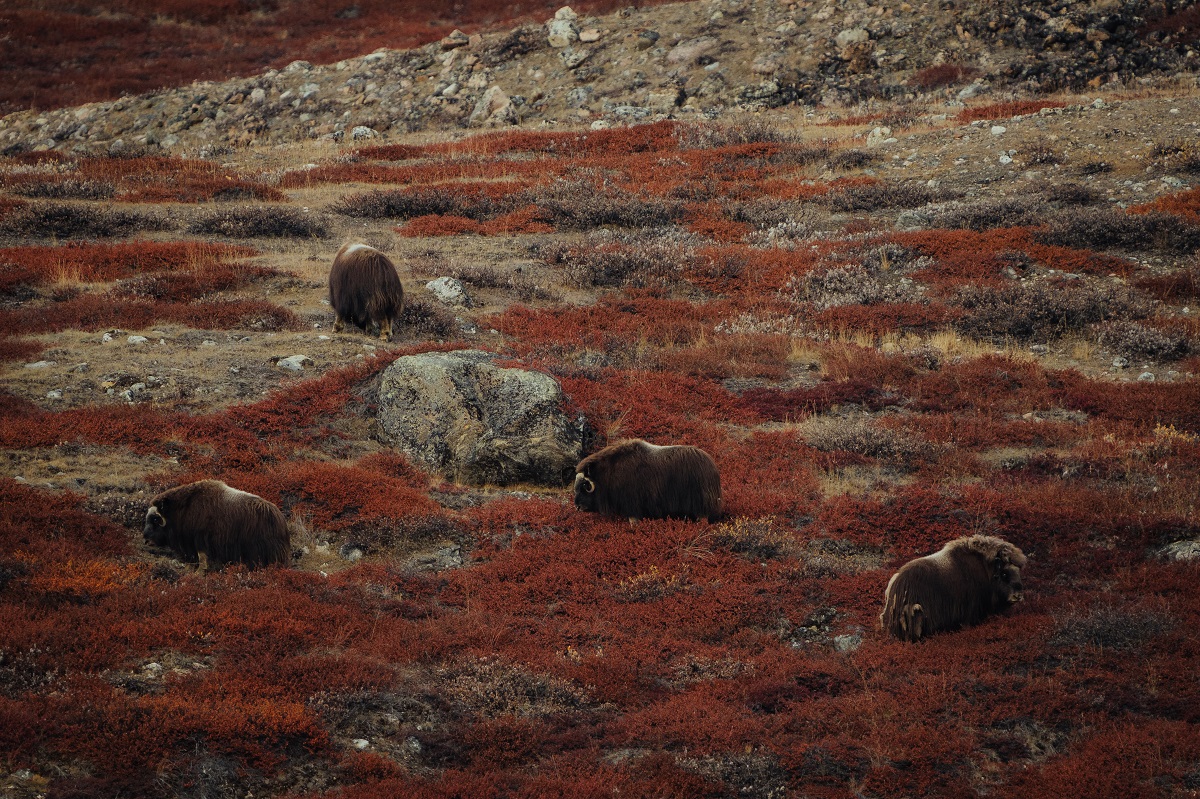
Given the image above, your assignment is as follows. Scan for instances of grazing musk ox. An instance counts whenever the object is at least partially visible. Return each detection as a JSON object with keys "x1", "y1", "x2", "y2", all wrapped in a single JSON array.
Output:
[
  {"x1": 573, "y1": 439, "x2": 722, "y2": 522},
  {"x1": 880, "y1": 534, "x2": 1027, "y2": 642},
  {"x1": 329, "y1": 242, "x2": 405, "y2": 341},
  {"x1": 144, "y1": 480, "x2": 291, "y2": 571}
]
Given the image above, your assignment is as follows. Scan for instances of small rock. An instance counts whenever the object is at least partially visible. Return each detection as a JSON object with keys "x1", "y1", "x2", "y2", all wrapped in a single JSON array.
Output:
[
  {"x1": 833, "y1": 632, "x2": 863, "y2": 653},
  {"x1": 127, "y1": 335, "x2": 149, "y2": 345},
  {"x1": 547, "y1": 15, "x2": 579, "y2": 48},
  {"x1": 1159, "y1": 539, "x2": 1200, "y2": 561},
  {"x1": 24, "y1": 360, "x2": 56, "y2": 369},
  {"x1": 426, "y1": 276, "x2": 470, "y2": 306},
  {"x1": 249, "y1": 87, "x2": 267, "y2": 104},
  {"x1": 866, "y1": 126, "x2": 893, "y2": 147},
  {"x1": 1030, "y1": 344, "x2": 1049, "y2": 355},
  {"x1": 351, "y1": 125, "x2": 378, "y2": 141},
  {"x1": 70, "y1": 363, "x2": 89, "y2": 373},
  {"x1": 1112, "y1": 356, "x2": 1129, "y2": 369},
  {"x1": 276, "y1": 355, "x2": 312, "y2": 372},
  {"x1": 667, "y1": 36, "x2": 718, "y2": 65},
  {"x1": 46, "y1": 390, "x2": 63, "y2": 400},
  {"x1": 636, "y1": 30, "x2": 660, "y2": 50},
  {"x1": 560, "y1": 48, "x2": 591, "y2": 69},
  {"x1": 202, "y1": 339, "x2": 217, "y2": 347},
  {"x1": 578, "y1": 28, "x2": 601, "y2": 43},
  {"x1": 339, "y1": 543, "x2": 366, "y2": 561},
  {"x1": 834, "y1": 28, "x2": 870, "y2": 48},
  {"x1": 990, "y1": 125, "x2": 1007, "y2": 135},
  {"x1": 284, "y1": 60, "x2": 313, "y2": 73},
  {"x1": 440, "y1": 29, "x2": 470, "y2": 50},
  {"x1": 999, "y1": 154, "x2": 1013, "y2": 165},
  {"x1": 102, "y1": 332, "x2": 114, "y2": 343},
  {"x1": 1138, "y1": 371, "x2": 1155, "y2": 382},
  {"x1": 352, "y1": 738, "x2": 370, "y2": 750}
]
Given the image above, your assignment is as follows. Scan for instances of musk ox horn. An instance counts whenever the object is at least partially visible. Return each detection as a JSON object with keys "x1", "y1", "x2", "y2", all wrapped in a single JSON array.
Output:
[
  {"x1": 148, "y1": 507, "x2": 166, "y2": 527},
  {"x1": 574, "y1": 473, "x2": 595, "y2": 493}
]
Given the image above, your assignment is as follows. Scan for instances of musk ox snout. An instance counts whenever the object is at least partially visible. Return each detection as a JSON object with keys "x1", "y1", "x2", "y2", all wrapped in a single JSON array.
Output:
[
  {"x1": 881, "y1": 534, "x2": 1028, "y2": 642},
  {"x1": 572, "y1": 439, "x2": 721, "y2": 522}
]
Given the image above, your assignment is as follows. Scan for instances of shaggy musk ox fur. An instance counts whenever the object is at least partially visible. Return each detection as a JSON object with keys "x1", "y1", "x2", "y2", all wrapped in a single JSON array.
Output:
[
  {"x1": 574, "y1": 439, "x2": 722, "y2": 521},
  {"x1": 881, "y1": 535, "x2": 1027, "y2": 642},
  {"x1": 144, "y1": 480, "x2": 291, "y2": 570},
  {"x1": 329, "y1": 242, "x2": 405, "y2": 341}
]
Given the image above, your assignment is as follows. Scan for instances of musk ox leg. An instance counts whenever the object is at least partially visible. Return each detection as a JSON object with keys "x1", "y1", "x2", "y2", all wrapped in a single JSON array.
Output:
[
  {"x1": 197, "y1": 551, "x2": 210, "y2": 575},
  {"x1": 333, "y1": 314, "x2": 346, "y2": 334},
  {"x1": 901, "y1": 603, "x2": 926, "y2": 642},
  {"x1": 379, "y1": 318, "x2": 392, "y2": 342}
]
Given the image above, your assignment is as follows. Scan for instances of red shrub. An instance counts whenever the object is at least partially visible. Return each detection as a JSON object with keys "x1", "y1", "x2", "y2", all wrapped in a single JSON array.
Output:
[
  {"x1": 0, "y1": 240, "x2": 257, "y2": 285},
  {"x1": 741, "y1": 378, "x2": 895, "y2": 422},
  {"x1": 1134, "y1": 264, "x2": 1200, "y2": 302},
  {"x1": 914, "y1": 63, "x2": 982, "y2": 89},
  {"x1": 957, "y1": 100, "x2": 1068, "y2": 122},
  {"x1": 0, "y1": 336, "x2": 43, "y2": 362},
  {"x1": 1131, "y1": 186, "x2": 1200, "y2": 225},
  {"x1": 812, "y1": 302, "x2": 962, "y2": 334},
  {"x1": 0, "y1": 295, "x2": 300, "y2": 336}
]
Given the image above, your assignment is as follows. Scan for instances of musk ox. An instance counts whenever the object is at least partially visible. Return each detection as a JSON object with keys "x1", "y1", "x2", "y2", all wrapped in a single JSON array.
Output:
[
  {"x1": 329, "y1": 242, "x2": 405, "y2": 341},
  {"x1": 144, "y1": 480, "x2": 291, "y2": 571},
  {"x1": 573, "y1": 439, "x2": 722, "y2": 522},
  {"x1": 880, "y1": 534, "x2": 1027, "y2": 642}
]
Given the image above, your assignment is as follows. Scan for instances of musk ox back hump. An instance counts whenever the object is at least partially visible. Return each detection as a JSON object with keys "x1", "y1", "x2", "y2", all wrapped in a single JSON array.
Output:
[
  {"x1": 329, "y1": 243, "x2": 404, "y2": 339},
  {"x1": 573, "y1": 439, "x2": 721, "y2": 521},
  {"x1": 144, "y1": 480, "x2": 291, "y2": 570},
  {"x1": 880, "y1": 534, "x2": 1027, "y2": 642}
]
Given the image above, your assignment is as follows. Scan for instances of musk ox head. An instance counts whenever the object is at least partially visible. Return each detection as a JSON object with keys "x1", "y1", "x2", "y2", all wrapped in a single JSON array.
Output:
[
  {"x1": 880, "y1": 534, "x2": 1028, "y2": 642},
  {"x1": 144, "y1": 480, "x2": 291, "y2": 571},
  {"x1": 573, "y1": 439, "x2": 722, "y2": 522},
  {"x1": 329, "y1": 242, "x2": 405, "y2": 341}
]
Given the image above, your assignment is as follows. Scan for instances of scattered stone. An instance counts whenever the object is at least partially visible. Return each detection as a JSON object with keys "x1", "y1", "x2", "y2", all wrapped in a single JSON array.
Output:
[
  {"x1": 70, "y1": 363, "x2": 89, "y2": 373},
  {"x1": 578, "y1": 28, "x2": 601, "y2": 43},
  {"x1": 866, "y1": 126, "x2": 893, "y2": 147},
  {"x1": 339, "y1": 543, "x2": 366, "y2": 561},
  {"x1": 407, "y1": 544, "x2": 464, "y2": 572},
  {"x1": 127, "y1": 335, "x2": 149, "y2": 345},
  {"x1": 352, "y1": 739, "x2": 370, "y2": 750},
  {"x1": 469, "y1": 84, "x2": 512, "y2": 126},
  {"x1": 350, "y1": 125, "x2": 378, "y2": 140},
  {"x1": 46, "y1": 390, "x2": 63, "y2": 400},
  {"x1": 440, "y1": 30, "x2": 470, "y2": 50},
  {"x1": 636, "y1": 30, "x2": 660, "y2": 50},
  {"x1": 1159, "y1": 539, "x2": 1200, "y2": 561},
  {"x1": 275, "y1": 355, "x2": 312, "y2": 371},
  {"x1": 1112, "y1": 356, "x2": 1129, "y2": 369},
  {"x1": 991, "y1": 125, "x2": 1007, "y2": 135},
  {"x1": 24, "y1": 360, "x2": 56, "y2": 369},
  {"x1": 834, "y1": 28, "x2": 870, "y2": 48},
  {"x1": 1137, "y1": 371, "x2": 1155, "y2": 382},
  {"x1": 667, "y1": 36, "x2": 718, "y2": 65},
  {"x1": 833, "y1": 632, "x2": 863, "y2": 653},
  {"x1": 547, "y1": 7, "x2": 579, "y2": 48},
  {"x1": 1030, "y1": 344, "x2": 1049, "y2": 355},
  {"x1": 376, "y1": 349, "x2": 585, "y2": 486},
  {"x1": 426, "y1": 276, "x2": 470, "y2": 306}
]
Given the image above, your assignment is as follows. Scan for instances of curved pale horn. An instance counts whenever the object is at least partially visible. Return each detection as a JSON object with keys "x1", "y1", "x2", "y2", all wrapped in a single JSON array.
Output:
[
  {"x1": 574, "y1": 473, "x2": 595, "y2": 493},
  {"x1": 147, "y1": 506, "x2": 166, "y2": 526}
]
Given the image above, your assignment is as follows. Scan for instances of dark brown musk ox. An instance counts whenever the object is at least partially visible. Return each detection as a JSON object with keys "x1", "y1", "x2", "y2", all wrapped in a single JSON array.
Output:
[
  {"x1": 573, "y1": 439, "x2": 722, "y2": 522},
  {"x1": 144, "y1": 480, "x2": 291, "y2": 571},
  {"x1": 328, "y1": 242, "x2": 405, "y2": 341},
  {"x1": 880, "y1": 534, "x2": 1028, "y2": 642}
]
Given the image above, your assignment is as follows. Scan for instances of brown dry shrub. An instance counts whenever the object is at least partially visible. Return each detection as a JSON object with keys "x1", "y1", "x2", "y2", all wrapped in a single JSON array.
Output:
[
  {"x1": 332, "y1": 188, "x2": 496, "y2": 220},
  {"x1": 914, "y1": 63, "x2": 981, "y2": 89},
  {"x1": 1038, "y1": 207, "x2": 1200, "y2": 253},
  {"x1": 1094, "y1": 320, "x2": 1192, "y2": 360},
  {"x1": 10, "y1": 178, "x2": 115, "y2": 201},
  {"x1": 401, "y1": 297, "x2": 460, "y2": 340},
  {"x1": 927, "y1": 198, "x2": 1045, "y2": 231},
  {"x1": 518, "y1": 182, "x2": 683, "y2": 230},
  {"x1": 786, "y1": 265, "x2": 921, "y2": 310},
  {"x1": 188, "y1": 206, "x2": 330, "y2": 238},
  {"x1": 825, "y1": 149, "x2": 877, "y2": 170},
  {"x1": 800, "y1": 415, "x2": 931, "y2": 464},
  {"x1": 0, "y1": 203, "x2": 173, "y2": 238},
  {"x1": 444, "y1": 264, "x2": 560, "y2": 303},
  {"x1": 827, "y1": 181, "x2": 941, "y2": 212},
  {"x1": 537, "y1": 230, "x2": 695, "y2": 289},
  {"x1": 954, "y1": 280, "x2": 1149, "y2": 341}
]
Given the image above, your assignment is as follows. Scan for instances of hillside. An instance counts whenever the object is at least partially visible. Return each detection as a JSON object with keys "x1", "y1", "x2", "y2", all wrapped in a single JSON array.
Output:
[{"x1": 2, "y1": 1, "x2": 1200, "y2": 798}]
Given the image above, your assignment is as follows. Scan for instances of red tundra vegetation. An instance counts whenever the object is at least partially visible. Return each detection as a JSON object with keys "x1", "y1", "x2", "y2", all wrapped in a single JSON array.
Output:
[{"x1": 2, "y1": 113, "x2": 1199, "y2": 799}]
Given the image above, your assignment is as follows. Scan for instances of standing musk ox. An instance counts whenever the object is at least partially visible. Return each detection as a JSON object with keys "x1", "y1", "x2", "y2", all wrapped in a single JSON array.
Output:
[
  {"x1": 329, "y1": 242, "x2": 405, "y2": 341},
  {"x1": 573, "y1": 439, "x2": 722, "y2": 522},
  {"x1": 880, "y1": 534, "x2": 1027, "y2": 642},
  {"x1": 144, "y1": 480, "x2": 291, "y2": 571}
]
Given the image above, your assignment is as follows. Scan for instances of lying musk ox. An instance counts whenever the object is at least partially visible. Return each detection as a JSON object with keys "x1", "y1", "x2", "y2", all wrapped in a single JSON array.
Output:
[
  {"x1": 573, "y1": 439, "x2": 722, "y2": 522},
  {"x1": 144, "y1": 480, "x2": 291, "y2": 571},
  {"x1": 880, "y1": 534, "x2": 1027, "y2": 642},
  {"x1": 329, "y1": 242, "x2": 405, "y2": 341}
]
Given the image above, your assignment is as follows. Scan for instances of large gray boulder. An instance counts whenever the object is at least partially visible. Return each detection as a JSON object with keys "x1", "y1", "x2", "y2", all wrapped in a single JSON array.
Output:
[{"x1": 377, "y1": 350, "x2": 584, "y2": 486}]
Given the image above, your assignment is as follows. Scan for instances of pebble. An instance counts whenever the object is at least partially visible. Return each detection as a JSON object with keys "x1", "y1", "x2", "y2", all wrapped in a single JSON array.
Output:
[
  {"x1": 990, "y1": 125, "x2": 1007, "y2": 135},
  {"x1": 276, "y1": 355, "x2": 311, "y2": 371},
  {"x1": 1138, "y1": 371, "x2": 1155, "y2": 382},
  {"x1": 127, "y1": 335, "x2": 149, "y2": 345},
  {"x1": 24, "y1": 360, "x2": 56, "y2": 369},
  {"x1": 1112, "y1": 357, "x2": 1129, "y2": 368}
]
